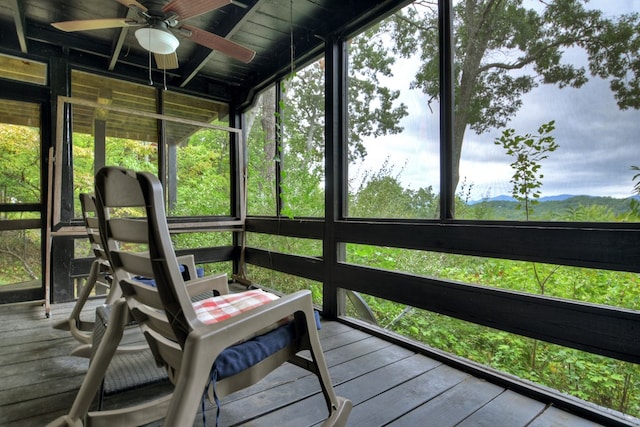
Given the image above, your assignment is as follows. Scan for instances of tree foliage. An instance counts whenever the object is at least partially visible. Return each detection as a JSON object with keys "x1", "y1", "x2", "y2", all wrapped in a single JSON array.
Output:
[
  {"x1": 0, "y1": 124, "x2": 42, "y2": 285},
  {"x1": 629, "y1": 166, "x2": 640, "y2": 218},
  {"x1": 633, "y1": 166, "x2": 640, "y2": 196},
  {"x1": 247, "y1": 40, "x2": 409, "y2": 217},
  {"x1": 350, "y1": 158, "x2": 438, "y2": 218},
  {"x1": 0, "y1": 125, "x2": 40, "y2": 204},
  {"x1": 387, "y1": 0, "x2": 640, "y2": 187},
  {"x1": 347, "y1": 25, "x2": 409, "y2": 162},
  {"x1": 495, "y1": 120, "x2": 558, "y2": 218}
]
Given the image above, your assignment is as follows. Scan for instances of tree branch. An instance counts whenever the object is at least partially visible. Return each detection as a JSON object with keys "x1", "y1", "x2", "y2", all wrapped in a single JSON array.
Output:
[
  {"x1": 393, "y1": 13, "x2": 437, "y2": 33},
  {"x1": 0, "y1": 248, "x2": 38, "y2": 280},
  {"x1": 477, "y1": 35, "x2": 588, "y2": 74}
]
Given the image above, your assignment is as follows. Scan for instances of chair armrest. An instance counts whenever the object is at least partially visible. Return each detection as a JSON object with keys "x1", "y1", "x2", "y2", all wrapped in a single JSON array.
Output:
[
  {"x1": 165, "y1": 290, "x2": 323, "y2": 426},
  {"x1": 176, "y1": 254, "x2": 197, "y2": 280},
  {"x1": 185, "y1": 273, "x2": 229, "y2": 297}
]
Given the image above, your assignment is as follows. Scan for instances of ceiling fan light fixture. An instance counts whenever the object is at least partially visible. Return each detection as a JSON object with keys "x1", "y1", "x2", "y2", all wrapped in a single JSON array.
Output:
[{"x1": 135, "y1": 27, "x2": 179, "y2": 54}]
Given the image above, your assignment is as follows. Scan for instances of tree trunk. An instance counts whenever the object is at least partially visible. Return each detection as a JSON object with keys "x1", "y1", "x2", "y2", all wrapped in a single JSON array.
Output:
[{"x1": 452, "y1": 0, "x2": 499, "y2": 192}]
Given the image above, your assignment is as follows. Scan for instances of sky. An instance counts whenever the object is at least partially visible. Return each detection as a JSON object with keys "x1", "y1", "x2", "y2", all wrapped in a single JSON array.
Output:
[{"x1": 354, "y1": 0, "x2": 640, "y2": 201}]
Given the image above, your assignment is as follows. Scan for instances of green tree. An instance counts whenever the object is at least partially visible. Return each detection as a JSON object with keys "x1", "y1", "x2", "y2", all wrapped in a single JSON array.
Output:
[
  {"x1": 630, "y1": 166, "x2": 640, "y2": 218},
  {"x1": 347, "y1": 27, "x2": 409, "y2": 162},
  {"x1": 388, "y1": 0, "x2": 640, "y2": 189},
  {"x1": 350, "y1": 159, "x2": 413, "y2": 218},
  {"x1": 495, "y1": 120, "x2": 559, "y2": 369},
  {"x1": 0, "y1": 125, "x2": 40, "y2": 204},
  {"x1": 0, "y1": 124, "x2": 42, "y2": 285},
  {"x1": 408, "y1": 185, "x2": 438, "y2": 218},
  {"x1": 172, "y1": 128, "x2": 231, "y2": 217},
  {"x1": 495, "y1": 120, "x2": 558, "y2": 218},
  {"x1": 71, "y1": 133, "x2": 158, "y2": 216},
  {"x1": 350, "y1": 158, "x2": 437, "y2": 218},
  {"x1": 247, "y1": 40, "x2": 409, "y2": 217}
]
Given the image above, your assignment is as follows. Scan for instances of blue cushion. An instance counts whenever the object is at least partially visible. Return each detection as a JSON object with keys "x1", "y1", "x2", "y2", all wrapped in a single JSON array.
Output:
[
  {"x1": 134, "y1": 276, "x2": 157, "y2": 287},
  {"x1": 135, "y1": 264, "x2": 204, "y2": 287},
  {"x1": 203, "y1": 312, "x2": 322, "y2": 425},
  {"x1": 212, "y1": 310, "x2": 322, "y2": 380},
  {"x1": 212, "y1": 322, "x2": 295, "y2": 380}
]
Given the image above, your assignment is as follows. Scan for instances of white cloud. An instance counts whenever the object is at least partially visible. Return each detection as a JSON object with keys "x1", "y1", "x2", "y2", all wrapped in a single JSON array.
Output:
[{"x1": 356, "y1": 0, "x2": 640, "y2": 201}]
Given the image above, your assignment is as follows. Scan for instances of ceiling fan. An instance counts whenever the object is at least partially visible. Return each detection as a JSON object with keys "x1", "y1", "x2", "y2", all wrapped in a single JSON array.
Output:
[{"x1": 51, "y1": 0, "x2": 256, "y2": 70}]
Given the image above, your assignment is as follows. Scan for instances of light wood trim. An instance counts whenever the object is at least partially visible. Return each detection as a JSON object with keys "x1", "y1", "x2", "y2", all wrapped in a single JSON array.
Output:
[
  {"x1": 57, "y1": 96, "x2": 240, "y2": 134},
  {"x1": 52, "y1": 96, "x2": 242, "y2": 226}
]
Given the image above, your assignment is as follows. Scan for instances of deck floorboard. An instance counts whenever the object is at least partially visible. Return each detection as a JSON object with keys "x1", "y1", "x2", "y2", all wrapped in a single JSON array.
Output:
[{"x1": 0, "y1": 299, "x2": 622, "y2": 426}]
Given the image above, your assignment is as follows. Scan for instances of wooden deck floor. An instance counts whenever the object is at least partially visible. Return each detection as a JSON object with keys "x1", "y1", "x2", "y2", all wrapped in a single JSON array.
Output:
[{"x1": 0, "y1": 299, "x2": 632, "y2": 426}]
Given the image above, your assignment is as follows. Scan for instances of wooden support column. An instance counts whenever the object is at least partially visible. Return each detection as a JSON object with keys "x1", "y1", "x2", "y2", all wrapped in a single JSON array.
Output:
[
  {"x1": 49, "y1": 55, "x2": 75, "y2": 303},
  {"x1": 439, "y1": 0, "x2": 455, "y2": 219},
  {"x1": 322, "y1": 36, "x2": 348, "y2": 318}
]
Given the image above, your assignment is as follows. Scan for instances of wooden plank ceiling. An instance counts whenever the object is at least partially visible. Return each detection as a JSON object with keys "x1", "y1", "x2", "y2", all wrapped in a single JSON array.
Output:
[{"x1": 0, "y1": 0, "x2": 403, "y2": 104}]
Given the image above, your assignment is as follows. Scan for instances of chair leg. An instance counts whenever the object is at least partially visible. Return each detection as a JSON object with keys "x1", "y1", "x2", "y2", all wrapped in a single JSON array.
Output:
[
  {"x1": 302, "y1": 307, "x2": 352, "y2": 426},
  {"x1": 320, "y1": 397, "x2": 353, "y2": 427},
  {"x1": 46, "y1": 299, "x2": 129, "y2": 427},
  {"x1": 67, "y1": 259, "x2": 102, "y2": 343},
  {"x1": 97, "y1": 378, "x2": 106, "y2": 411},
  {"x1": 163, "y1": 335, "x2": 221, "y2": 426}
]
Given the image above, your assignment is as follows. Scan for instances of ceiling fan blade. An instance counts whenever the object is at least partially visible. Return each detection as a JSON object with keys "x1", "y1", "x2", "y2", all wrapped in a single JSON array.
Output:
[
  {"x1": 115, "y1": 0, "x2": 148, "y2": 12},
  {"x1": 51, "y1": 18, "x2": 138, "y2": 32},
  {"x1": 182, "y1": 25, "x2": 255, "y2": 63},
  {"x1": 154, "y1": 52, "x2": 179, "y2": 70},
  {"x1": 163, "y1": 0, "x2": 232, "y2": 21}
]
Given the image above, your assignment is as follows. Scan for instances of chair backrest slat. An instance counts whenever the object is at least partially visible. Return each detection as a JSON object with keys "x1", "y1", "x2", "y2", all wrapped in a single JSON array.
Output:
[
  {"x1": 84, "y1": 217, "x2": 102, "y2": 249},
  {"x1": 140, "y1": 312, "x2": 177, "y2": 339},
  {"x1": 119, "y1": 279, "x2": 164, "y2": 309},
  {"x1": 95, "y1": 166, "x2": 194, "y2": 371},
  {"x1": 108, "y1": 218, "x2": 149, "y2": 244},
  {"x1": 111, "y1": 251, "x2": 154, "y2": 279}
]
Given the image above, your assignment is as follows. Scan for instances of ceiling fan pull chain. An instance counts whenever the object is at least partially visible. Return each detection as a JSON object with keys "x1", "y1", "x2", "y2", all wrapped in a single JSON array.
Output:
[{"x1": 163, "y1": 67, "x2": 167, "y2": 91}]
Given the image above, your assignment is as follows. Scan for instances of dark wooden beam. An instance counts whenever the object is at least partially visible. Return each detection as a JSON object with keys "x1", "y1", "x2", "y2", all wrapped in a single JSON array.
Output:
[
  {"x1": 94, "y1": 120, "x2": 106, "y2": 176},
  {"x1": 172, "y1": 246, "x2": 237, "y2": 265},
  {"x1": 246, "y1": 217, "x2": 324, "y2": 239},
  {"x1": 0, "y1": 219, "x2": 41, "y2": 231},
  {"x1": 245, "y1": 217, "x2": 640, "y2": 273},
  {"x1": 244, "y1": 247, "x2": 324, "y2": 282},
  {"x1": 10, "y1": 0, "x2": 28, "y2": 53},
  {"x1": 0, "y1": 288, "x2": 43, "y2": 304},
  {"x1": 0, "y1": 203, "x2": 42, "y2": 212},
  {"x1": 51, "y1": 237, "x2": 75, "y2": 303},
  {"x1": 70, "y1": 247, "x2": 236, "y2": 278},
  {"x1": 0, "y1": 78, "x2": 49, "y2": 102},
  {"x1": 322, "y1": 35, "x2": 348, "y2": 318},
  {"x1": 241, "y1": 232, "x2": 640, "y2": 363},
  {"x1": 334, "y1": 262, "x2": 640, "y2": 364},
  {"x1": 335, "y1": 221, "x2": 640, "y2": 273}
]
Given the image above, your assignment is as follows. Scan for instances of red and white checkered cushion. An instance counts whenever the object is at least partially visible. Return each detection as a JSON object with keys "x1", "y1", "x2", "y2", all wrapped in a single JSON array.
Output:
[{"x1": 193, "y1": 289, "x2": 280, "y2": 325}]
